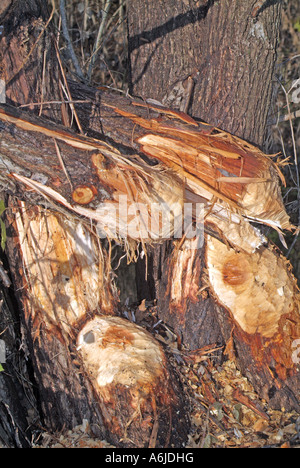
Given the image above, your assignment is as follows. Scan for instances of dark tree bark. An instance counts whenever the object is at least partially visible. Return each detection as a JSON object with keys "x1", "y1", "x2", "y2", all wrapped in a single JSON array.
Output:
[
  {"x1": 0, "y1": 0, "x2": 57, "y2": 446},
  {"x1": 0, "y1": 280, "x2": 34, "y2": 448},
  {"x1": 128, "y1": 0, "x2": 281, "y2": 145}
]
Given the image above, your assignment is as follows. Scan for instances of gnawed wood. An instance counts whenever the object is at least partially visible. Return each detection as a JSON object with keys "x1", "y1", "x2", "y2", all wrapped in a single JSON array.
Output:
[
  {"x1": 77, "y1": 315, "x2": 188, "y2": 447},
  {"x1": 0, "y1": 0, "x2": 190, "y2": 445},
  {"x1": 136, "y1": 127, "x2": 291, "y2": 232},
  {"x1": 5, "y1": 197, "x2": 111, "y2": 437},
  {"x1": 206, "y1": 235, "x2": 300, "y2": 410},
  {"x1": 206, "y1": 236, "x2": 296, "y2": 338}
]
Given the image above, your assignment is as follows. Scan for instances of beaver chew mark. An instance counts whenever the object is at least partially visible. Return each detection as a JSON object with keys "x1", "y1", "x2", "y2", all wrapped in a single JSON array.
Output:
[{"x1": 222, "y1": 256, "x2": 249, "y2": 286}]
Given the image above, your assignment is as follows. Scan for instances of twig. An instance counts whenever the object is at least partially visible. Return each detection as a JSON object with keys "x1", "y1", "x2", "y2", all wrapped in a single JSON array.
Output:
[
  {"x1": 53, "y1": 138, "x2": 73, "y2": 191},
  {"x1": 279, "y1": 84, "x2": 299, "y2": 188},
  {"x1": 59, "y1": 0, "x2": 85, "y2": 81},
  {"x1": 287, "y1": 229, "x2": 300, "y2": 258},
  {"x1": 87, "y1": 0, "x2": 113, "y2": 82},
  {"x1": 268, "y1": 109, "x2": 300, "y2": 125},
  {"x1": 276, "y1": 78, "x2": 300, "y2": 257},
  {"x1": 39, "y1": 49, "x2": 47, "y2": 117},
  {"x1": 19, "y1": 100, "x2": 89, "y2": 108}
]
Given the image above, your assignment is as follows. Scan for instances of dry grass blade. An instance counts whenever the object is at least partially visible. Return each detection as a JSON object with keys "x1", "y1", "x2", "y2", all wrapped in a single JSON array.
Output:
[
  {"x1": 0, "y1": 93, "x2": 293, "y2": 254},
  {"x1": 53, "y1": 138, "x2": 73, "y2": 190}
]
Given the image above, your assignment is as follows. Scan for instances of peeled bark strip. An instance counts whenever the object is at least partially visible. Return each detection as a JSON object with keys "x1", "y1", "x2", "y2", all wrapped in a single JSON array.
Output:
[{"x1": 77, "y1": 316, "x2": 188, "y2": 448}]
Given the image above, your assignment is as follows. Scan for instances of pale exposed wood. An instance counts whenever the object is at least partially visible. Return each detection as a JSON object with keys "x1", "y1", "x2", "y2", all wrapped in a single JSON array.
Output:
[
  {"x1": 206, "y1": 234, "x2": 300, "y2": 410},
  {"x1": 128, "y1": 0, "x2": 282, "y2": 145},
  {"x1": 77, "y1": 315, "x2": 188, "y2": 447},
  {"x1": 14, "y1": 202, "x2": 114, "y2": 336},
  {"x1": 206, "y1": 236, "x2": 297, "y2": 338}
]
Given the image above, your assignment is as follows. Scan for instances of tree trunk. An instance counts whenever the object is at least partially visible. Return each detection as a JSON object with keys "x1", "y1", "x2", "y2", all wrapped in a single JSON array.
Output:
[
  {"x1": 1, "y1": 0, "x2": 299, "y2": 449},
  {"x1": 0, "y1": 0, "x2": 59, "y2": 446},
  {"x1": 0, "y1": 0, "x2": 189, "y2": 447},
  {"x1": 128, "y1": 0, "x2": 280, "y2": 145},
  {"x1": 0, "y1": 0, "x2": 107, "y2": 442},
  {"x1": 128, "y1": 0, "x2": 300, "y2": 411}
]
